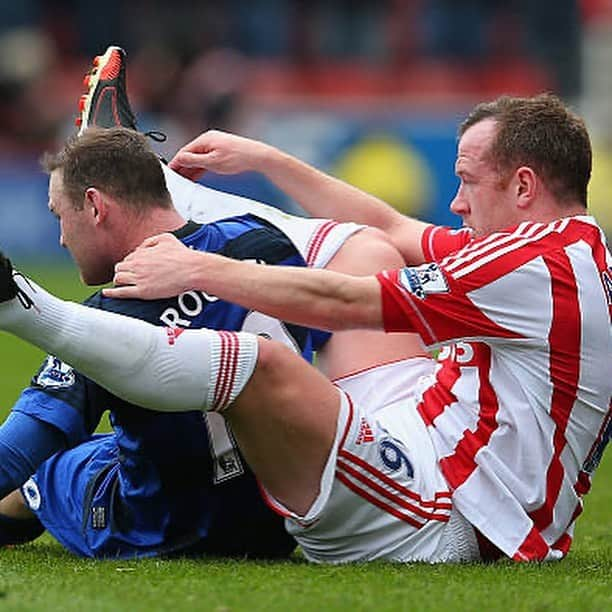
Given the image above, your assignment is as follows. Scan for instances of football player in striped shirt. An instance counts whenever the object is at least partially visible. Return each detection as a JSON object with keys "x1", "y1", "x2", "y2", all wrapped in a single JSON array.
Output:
[{"x1": 106, "y1": 93, "x2": 612, "y2": 562}]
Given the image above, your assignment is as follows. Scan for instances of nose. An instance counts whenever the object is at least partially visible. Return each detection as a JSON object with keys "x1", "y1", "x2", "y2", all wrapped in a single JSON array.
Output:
[{"x1": 449, "y1": 187, "x2": 468, "y2": 215}]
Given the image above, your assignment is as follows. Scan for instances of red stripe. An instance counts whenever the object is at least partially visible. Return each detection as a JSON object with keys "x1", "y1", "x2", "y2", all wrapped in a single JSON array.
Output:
[
  {"x1": 439, "y1": 346, "x2": 500, "y2": 489},
  {"x1": 227, "y1": 332, "x2": 241, "y2": 409},
  {"x1": 446, "y1": 221, "x2": 569, "y2": 280},
  {"x1": 336, "y1": 472, "x2": 425, "y2": 529},
  {"x1": 306, "y1": 221, "x2": 337, "y2": 266},
  {"x1": 220, "y1": 332, "x2": 237, "y2": 410},
  {"x1": 337, "y1": 391, "x2": 355, "y2": 450},
  {"x1": 513, "y1": 526, "x2": 550, "y2": 561},
  {"x1": 446, "y1": 229, "x2": 529, "y2": 271},
  {"x1": 213, "y1": 332, "x2": 230, "y2": 409},
  {"x1": 331, "y1": 356, "x2": 418, "y2": 383},
  {"x1": 529, "y1": 252, "x2": 581, "y2": 531},
  {"x1": 447, "y1": 220, "x2": 590, "y2": 289},
  {"x1": 574, "y1": 471, "x2": 591, "y2": 496},
  {"x1": 339, "y1": 450, "x2": 452, "y2": 506},
  {"x1": 552, "y1": 532, "x2": 572, "y2": 556},
  {"x1": 452, "y1": 233, "x2": 549, "y2": 284},
  {"x1": 255, "y1": 479, "x2": 293, "y2": 519},
  {"x1": 215, "y1": 332, "x2": 238, "y2": 410},
  {"x1": 337, "y1": 459, "x2": 451, "y2": 521},
  {"x1": 94, "y1": 87, "x2": 120, "y2": 127},
  {"x1": 220, "y1": 332, "x2": 239, "y2": 410},
  {"x1": 417, "y1": 362, "x2": 461, "y2": 427}
]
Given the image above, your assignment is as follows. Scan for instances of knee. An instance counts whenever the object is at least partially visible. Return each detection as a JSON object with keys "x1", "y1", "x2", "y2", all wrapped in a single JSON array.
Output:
[
  {"x1": 254, "y1": 336, "x2": 294, "y2": 379},
  {"x1": 242, "y1": 337, "x2": 310, "y2": 406}
]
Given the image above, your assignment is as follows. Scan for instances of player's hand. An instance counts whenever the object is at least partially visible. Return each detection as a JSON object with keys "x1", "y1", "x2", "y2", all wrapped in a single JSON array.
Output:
[
  {"x1": 103, "y1": 234, "x2": 200, "y2": 300},
  {"x1": 168, "y1": 130, "x2": 271, "y2": 180}
]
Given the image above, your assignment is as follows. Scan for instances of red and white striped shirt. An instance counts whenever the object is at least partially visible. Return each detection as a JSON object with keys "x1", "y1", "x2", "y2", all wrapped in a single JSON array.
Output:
[{"x1": 377, "y1": 216, "x2": 612, "y2": 561}]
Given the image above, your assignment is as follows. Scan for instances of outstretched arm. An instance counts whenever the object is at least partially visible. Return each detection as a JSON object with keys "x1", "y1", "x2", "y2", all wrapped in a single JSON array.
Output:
[
  {"x1": 104, "y1": 233, "x2": 384, "y2": 332},
  {"x1": 169, "y1": 130, "x2": 431, "y2": 264}
]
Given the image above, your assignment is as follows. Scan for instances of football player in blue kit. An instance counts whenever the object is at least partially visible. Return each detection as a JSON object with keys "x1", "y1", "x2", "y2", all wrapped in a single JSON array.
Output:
[
  {"x1": 0, "y1": 46, "x2": 419, "y2": 559},
  {"x1": 0, "y1": 127, "x2": 321, "y2": 558}
]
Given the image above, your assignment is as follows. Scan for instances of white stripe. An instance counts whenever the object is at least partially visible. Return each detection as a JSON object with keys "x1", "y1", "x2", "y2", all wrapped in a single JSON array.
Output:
[
  {"x1": 444, "y1": 222, "x2": 548, "y2": 272},
  {"x1": 445, "y1": 232, "x2": 521, "y2": 271},
  {"x1": 451, "y1": 225, "x2": 558, "y2": 279},
  {"x1": 440, "y1": 232, "x2": 501, "y2": 267}
]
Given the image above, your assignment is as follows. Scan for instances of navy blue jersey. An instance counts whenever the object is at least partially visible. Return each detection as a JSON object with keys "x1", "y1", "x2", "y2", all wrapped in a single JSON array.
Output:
[{"x1": 16, "y1": 215, "x2": 327, "y2": 558}]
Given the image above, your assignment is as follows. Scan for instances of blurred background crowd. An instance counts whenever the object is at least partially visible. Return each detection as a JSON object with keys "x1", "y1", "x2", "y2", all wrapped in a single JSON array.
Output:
[{"x1": 1, "y1": 0, "x2": 611, "y2": 259}]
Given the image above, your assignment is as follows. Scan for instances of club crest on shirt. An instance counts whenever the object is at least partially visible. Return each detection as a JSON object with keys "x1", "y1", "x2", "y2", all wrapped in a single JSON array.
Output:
[
  {"x1": 35, "y1": 356, "x2": 76, "y2": 389},
  {"x1": 399, "y1": 263, "x2": 449, "y2": 300}
]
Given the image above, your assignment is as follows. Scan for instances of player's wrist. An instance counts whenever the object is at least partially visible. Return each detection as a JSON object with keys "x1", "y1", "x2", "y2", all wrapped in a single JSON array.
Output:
[{"x1": 257, "y1": 144, "x2": 290, "y2": 176}]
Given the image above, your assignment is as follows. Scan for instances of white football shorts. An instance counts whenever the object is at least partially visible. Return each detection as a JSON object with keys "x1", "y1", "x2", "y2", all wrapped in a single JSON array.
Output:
[{"x1": 261, "y1": 358, "x2": 480, "y2": 563}]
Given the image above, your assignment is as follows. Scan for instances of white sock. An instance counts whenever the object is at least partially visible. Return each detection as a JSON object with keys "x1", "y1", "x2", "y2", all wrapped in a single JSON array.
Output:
[{"x1": 0, "y1": 275, "x2": 258, "y2": 413}]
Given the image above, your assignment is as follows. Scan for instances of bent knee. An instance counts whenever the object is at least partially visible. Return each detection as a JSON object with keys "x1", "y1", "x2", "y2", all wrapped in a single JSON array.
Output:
[
  {"x1": 242, "y1": 336, "x2": 332, "y2": 407},
  {"x1": 254, "y1": 336, "x2": 300, "y2": 377}
]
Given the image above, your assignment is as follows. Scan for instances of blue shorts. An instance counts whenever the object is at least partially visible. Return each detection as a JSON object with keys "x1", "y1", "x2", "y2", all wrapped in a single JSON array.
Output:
[{"x1": 22, "y1": 433, "x2": 294, "y2": 559}]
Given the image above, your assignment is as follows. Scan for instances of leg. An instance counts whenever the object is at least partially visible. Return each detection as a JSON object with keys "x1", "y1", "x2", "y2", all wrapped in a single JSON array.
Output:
[
  {"x1": 1, "y1": 260, "x2": 339, "y2": 516},
  {"x1": 0, "y1": 261, "x2": 263, "y2": 413},
  {"x1": 228, "y1": 338, "x2": 341, "y2": 515}
]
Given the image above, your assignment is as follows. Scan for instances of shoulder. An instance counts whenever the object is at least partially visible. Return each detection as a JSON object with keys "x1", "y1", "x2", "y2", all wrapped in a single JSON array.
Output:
[
  {"x1": 437, "y1": 219, "x2": 589, "y2": 288},
  {"x1": 208, "y1": 214, "x2": 303, "y2": 265},
  {"x1": 422, "y1": 225, "x2": 474, "y2": 262}
]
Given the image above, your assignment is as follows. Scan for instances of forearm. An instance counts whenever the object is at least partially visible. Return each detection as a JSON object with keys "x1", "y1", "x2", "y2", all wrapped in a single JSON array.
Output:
[
  {"x1": 260, "y1": 146, "x2": 396, "y2": 226},
  {"x1": 254, "y1": 146, "x2": 430, "y2": 264},
  {"x1": 169, "y1": 130, "x2": 430, "y2": 263},
  {"x1": 188, "y1": 251, "x2": 384, "y2": 332}
]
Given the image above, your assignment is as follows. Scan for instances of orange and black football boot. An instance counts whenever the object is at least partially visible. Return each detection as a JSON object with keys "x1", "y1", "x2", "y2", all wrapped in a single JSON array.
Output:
[{"x1": 76, "y1": 46, "x2": 137, "y2": 135}]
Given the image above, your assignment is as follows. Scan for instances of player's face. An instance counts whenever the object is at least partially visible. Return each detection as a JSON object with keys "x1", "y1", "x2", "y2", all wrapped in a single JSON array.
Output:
[
  {"x1": 48, "y1": 171, "x2": 112, "y2": 285},
  {"x1": 450, "y1": 119, "x2": 519, "y2": 236}
]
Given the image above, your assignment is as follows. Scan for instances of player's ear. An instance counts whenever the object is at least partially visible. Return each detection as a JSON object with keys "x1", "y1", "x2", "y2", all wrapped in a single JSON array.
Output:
[
  {"x1": 514, "y1": 166, "x2": 537, "y2": 210},
  {"x1": 84, "y1": 187, "x2": 108, "y2": 224}
]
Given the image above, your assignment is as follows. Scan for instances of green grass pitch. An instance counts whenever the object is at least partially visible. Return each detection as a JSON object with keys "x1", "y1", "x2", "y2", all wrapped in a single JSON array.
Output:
[{"x1": 0, "y1": 265, "x2": 610, "y2": 612}]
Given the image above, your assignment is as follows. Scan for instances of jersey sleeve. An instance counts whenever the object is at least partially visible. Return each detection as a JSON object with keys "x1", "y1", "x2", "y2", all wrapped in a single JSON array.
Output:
[
  {"x1": 11, "y1": 358, "x2": 107, "y2": 446},
  {"x1": 421, "y1": 225, "x2": 473, "y2": 261},
  {"x1": 376, "y1": 256, "x2": 533, "y2": 349}
]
